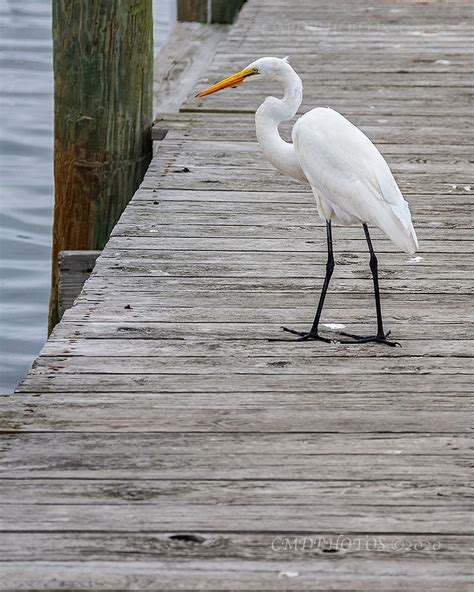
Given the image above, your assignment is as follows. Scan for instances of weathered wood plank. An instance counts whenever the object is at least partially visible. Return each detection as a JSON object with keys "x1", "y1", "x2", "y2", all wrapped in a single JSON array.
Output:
[
  {"x1": 80, "y1": 276, "x2": 474, "y2": 294},
  {"x1": 190, "y1": 87, "x2": 473, "y2": 107},
  {"x1": 0, "y1": 532, "x2": 471, "y2": 563},
  {"x1": 124, "y1": 199, "x2": 473, "y2": 217},
  {"x1": 153, "y1": 22, "x2": 228, "y2": 114},
  {"x1": 157, "y1": 124, "x2": 474, "y2": 147},
  {"x1": 2, "y1": 395, "x2": 473, "y2": 432},
  {"x1": 0, "y1": 502, "x2": 471, "y2": 532},
  {"x1": 156, "y1": 115, "x2": 474, "y2": 145},
  {"x1": 148, "y1": 139, "x2": 473, "y2": 171},
  {"x1": 1, "y1": 474, "x2": 472, "y2": 504},
  {"x1": 58, "y1": 302, "x2": 474, "y2": 324},
  {"x1": 15, "y1": 373, "x2": 474, "y2": 395},
  {"x1": 185, "y1": 103, "x2": 474, "y2": 117},
  {"x1": 106, "y1": 236, "x2": 474, "y2": 255},
  {"x1": 132, "y1": 190, "x2": 474, "y2": 207},
  {"x1": 20, "y1": 357, "x2": 474, "y2": 386},
  {"x1": 115, "y1": 211, "x2": 472, "y2": 232},
  {"x1": 87, "y1": 258, "x2": 474, "y2": 282},
  {"x1": 140, "y1": 172, "x2": 471, "y2": 196},
  {"x1": 39, "y1": 338, "x2": 474, "y2": 358},
  {"x1": 48, "y1": 321, "x2": 474, "y2": 341},
  {"x1": 109, "y1": 227, "x2": 474, "y2": 250},
  {"x1": 1, "y1": 432, "x2": 471, "y2": 460},
  {"x1": 79, "y1": 273, "x2": 473, "y2": 295},
  {"x1": 1, "y1": 560, "x2": 472, "y2": 592}
]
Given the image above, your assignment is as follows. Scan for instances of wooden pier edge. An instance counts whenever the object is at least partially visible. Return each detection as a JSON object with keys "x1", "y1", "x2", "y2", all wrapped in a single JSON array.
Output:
[{"x1": 2, "y1": 0, "x2": 474, "y2": 589}]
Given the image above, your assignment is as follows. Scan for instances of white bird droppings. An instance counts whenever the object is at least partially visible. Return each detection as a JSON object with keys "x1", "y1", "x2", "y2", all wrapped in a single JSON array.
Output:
[
  {"x1": 463, "y1": 185, "x2": 471, "y2": 191},
  {"x1": 323, "y1": 323, "x2": 346, "y2": 331},
  {"x1": 278, "y1": 571, "x2": 300, "y2": 578},
  {"x1": 407, "y1": 256, "x2": 424, "y2": 264},
  {"x1": 305, "y1": 25, "x2": 326, "y2": 31},
  {"x1": 435, "y1": 59, "x2": 451, "y2": 65}
]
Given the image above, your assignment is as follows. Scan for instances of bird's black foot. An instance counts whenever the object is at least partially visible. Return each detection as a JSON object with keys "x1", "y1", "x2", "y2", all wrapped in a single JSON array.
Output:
[
  {"x1": 337, "y1": 330, "x2": 401, "y2": 347},
  {"x1": 268, "y1": 326, "x2": 336, "y2": 343}
]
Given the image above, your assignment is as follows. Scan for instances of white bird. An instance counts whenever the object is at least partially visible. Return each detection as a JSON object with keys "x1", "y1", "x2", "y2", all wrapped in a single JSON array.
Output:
[{"x1": 196, "y1": 57, "x2": 418, "y2": 346}]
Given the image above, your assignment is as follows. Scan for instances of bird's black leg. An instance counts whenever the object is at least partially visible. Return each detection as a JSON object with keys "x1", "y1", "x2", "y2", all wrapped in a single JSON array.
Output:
[
  {"x1": 338, "y1": 224, "x2": 400, "y2": 347},
  {"x1": 279, "y1": 220, "x2": 336, "y2": 342}
]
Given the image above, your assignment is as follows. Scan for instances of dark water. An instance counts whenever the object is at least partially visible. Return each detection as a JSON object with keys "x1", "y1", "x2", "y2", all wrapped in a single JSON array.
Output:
[{"x1": 0, "y1": 0, "x2": 173, "y2": 393}]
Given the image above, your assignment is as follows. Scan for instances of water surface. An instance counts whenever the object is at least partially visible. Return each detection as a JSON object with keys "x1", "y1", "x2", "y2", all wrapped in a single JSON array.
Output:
[{"x1": 0, "y1": 0, "x2": 174, "y2": 392}]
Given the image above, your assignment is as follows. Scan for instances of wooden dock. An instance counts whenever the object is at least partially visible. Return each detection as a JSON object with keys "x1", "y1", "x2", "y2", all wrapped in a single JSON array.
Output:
[{"x1": 2, "y1": 0, "x2": 473, "y2": 588}]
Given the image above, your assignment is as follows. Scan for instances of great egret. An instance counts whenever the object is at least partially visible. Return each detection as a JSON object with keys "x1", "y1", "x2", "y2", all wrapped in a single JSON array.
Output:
[{"x1": 196, "y1": 57, "x2": 418, "y2": 346}]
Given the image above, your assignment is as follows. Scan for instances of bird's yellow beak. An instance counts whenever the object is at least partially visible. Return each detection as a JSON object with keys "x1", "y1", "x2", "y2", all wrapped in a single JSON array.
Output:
[{"x1": 195, "y1": 68, "x2": 257, "y2": 98}]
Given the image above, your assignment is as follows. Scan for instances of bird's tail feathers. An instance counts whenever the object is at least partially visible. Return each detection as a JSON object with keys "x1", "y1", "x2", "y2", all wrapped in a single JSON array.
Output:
[
  {"x1": 392, "y1": 203, "x2": 418, "y2": 254},
  {"x1": 373, "y1": 171, "x2": 418, "y2": 253},
  {"x1": 374, "y1": 202, "x2": 418, "y2": 255}
]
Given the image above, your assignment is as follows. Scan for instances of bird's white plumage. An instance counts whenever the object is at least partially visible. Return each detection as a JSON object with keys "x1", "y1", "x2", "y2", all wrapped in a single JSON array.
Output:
[
  {"x1": 293, "y1": 107, "x2": 418, "y2": 254},
  {"x1": 197, "y1": 56, "x2": 418, "y2": 255},
  {"x1": 244, "y1": 57, "x2": 418, "y2": 255}
]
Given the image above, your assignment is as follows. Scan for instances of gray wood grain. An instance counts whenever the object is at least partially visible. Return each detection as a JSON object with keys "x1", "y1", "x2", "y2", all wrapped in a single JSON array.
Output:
[
  {"x1": 3, "y1": 392, "x2": 473, "y2": 432},
  {"x1": 58, "y1": 251, "x2": 101, "y2": 319},
  {"x1": 1, "y1": 502, "x2": 472, "y2": 533},
  {"x1": 39, "y1": 338, "x2": 474, "y2": 357},
  {"x1": 153, "y1": 22, "x2": 228, "y2": 114},
  {"x1": 1, "y1": 474, "x2": 472, "y2": 504},
  {"x1": 1, "y1": 559, "x2": 472, "y2": 591},
  {"x1": 25, "y1": 354, "x2": 474, "y2": 376},
  {"x1": 14, "y1": 373, "x2": 474, "y2": 394},
  {"x1": 0, "y1": 532, "x2": 471, "y2": 563},
  {"x1": 46, "y1": 322, "x2": 474, "y2": 346}
]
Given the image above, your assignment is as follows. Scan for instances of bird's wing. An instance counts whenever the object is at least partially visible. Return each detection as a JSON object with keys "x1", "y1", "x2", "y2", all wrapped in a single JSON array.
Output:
[{"x1": 292, "y1": 108, "x2": 418, "y2": 253}]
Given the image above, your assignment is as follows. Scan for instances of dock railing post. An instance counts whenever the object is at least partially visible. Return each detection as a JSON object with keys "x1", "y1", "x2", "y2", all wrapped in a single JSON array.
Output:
[
  {"x1": 49, "y1": 0, "x2": 153, "y2": 332},
  {"x1": 177, "y1": 0, "x2": 245, "y2": 23}
]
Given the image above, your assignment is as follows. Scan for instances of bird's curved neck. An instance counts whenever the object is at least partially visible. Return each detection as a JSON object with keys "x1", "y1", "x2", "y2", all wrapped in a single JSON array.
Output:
[{"x1": 255, "y1": 68, "x2": 306, "y2": 183}]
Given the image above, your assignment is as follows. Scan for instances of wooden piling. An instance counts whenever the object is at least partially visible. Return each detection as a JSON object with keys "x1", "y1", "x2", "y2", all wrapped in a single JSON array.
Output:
[
  {"x1": 49, "y1": 0, "x2": 153, "y2": 331},
  {"x1": 210, "y1": 0, "x2": 246, "y2": 24},
  {"x1": 177, "y1": 0, "x2": 245, "y2": 23},
  {"x1": 177, "y1": 0, "x2": 207, "y2": 23}
]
